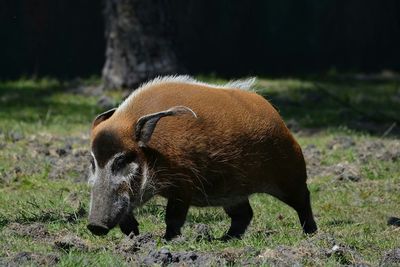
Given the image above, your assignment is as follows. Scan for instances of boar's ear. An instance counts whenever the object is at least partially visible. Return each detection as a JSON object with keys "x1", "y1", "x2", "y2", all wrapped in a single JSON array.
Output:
[
  {"x1": 92, "y1": 108, "x2": 117, "y2": 128},
  {"x1": 135, "y1": 106, "x2": 197, "y2": 147}
]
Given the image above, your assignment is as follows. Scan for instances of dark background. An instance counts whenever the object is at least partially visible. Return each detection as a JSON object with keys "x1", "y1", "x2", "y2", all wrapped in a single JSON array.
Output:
[{"x1": 1, "y1": 0, "x2": 400, "y2": 79}]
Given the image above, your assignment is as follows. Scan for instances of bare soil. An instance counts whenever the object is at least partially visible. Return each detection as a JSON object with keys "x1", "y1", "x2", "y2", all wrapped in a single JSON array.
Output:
[
  {"x1": 0, "y1": 132, "x2": 90, "y2": 184},
  {"x1": 303, "y1": 136, "x2": 400, "y2": 182}
]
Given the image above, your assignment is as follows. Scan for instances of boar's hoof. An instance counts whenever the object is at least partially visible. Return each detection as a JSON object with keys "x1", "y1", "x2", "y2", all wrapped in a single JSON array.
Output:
[
  {"x1": 303, "y1": 224, "x2": 318, "y2": 235},
  {"x1": 301, "y1": 216, "x2": 318, "y2": 235},
  {"x1": 163, "y1": 231, "x2": 181, "y2": 241},
  {"x1": 119, "y1": 214, "x2": 140, "y2": 236},
  {"x1": 87, "y1": 224, "x2": 109, "y2": 236},
  {"x1": 120, "y1": 222, "x2": 139, "y2": 236}
]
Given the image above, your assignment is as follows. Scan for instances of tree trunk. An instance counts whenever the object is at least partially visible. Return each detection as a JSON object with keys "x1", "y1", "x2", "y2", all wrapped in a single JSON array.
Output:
[{"x1": 102, "y1": 0, "x2": 180, "y2": 90}]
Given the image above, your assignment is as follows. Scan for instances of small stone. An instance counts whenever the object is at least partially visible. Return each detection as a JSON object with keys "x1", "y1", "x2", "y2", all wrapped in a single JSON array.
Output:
[
  {"x1": 330, "y1": 245, "x2": 341, "y2": 253},
  {"x1": 160, "y1": 248, "x2": 170, "y2": 255}
]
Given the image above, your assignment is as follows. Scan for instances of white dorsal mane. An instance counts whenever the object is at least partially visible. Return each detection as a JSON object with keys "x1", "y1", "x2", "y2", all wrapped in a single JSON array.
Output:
[{"x1": 116, "y1": 75, "x2": 256, "y2": 113}]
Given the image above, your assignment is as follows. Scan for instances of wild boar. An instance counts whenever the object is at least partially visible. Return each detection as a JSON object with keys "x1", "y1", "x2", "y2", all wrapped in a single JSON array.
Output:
[{"x1": 87, "y1": 76, "x2": 317, "y2": 240}]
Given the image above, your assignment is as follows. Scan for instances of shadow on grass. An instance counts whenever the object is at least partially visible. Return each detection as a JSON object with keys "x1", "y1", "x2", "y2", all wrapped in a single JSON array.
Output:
[
  {"x1": 0, "y1": 80, "x2": 100, "y2": 130},
  {"x1": 257, "y1": 78, "x2": 400, "y2": 136},
  {"x1": 1, "y1": 78, "x2": 399, "y2": 136}
]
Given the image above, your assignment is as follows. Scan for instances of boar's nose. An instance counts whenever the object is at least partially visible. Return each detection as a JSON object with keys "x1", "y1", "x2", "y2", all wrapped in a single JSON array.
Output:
[{"x1": 87, "y1": 224, "x2": 109, "y2": 236}]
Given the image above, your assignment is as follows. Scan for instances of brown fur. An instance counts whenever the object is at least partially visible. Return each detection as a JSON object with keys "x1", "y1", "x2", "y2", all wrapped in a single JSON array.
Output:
[{"x1": 90, "y1": 79, "x2": 317, "y2": 238}]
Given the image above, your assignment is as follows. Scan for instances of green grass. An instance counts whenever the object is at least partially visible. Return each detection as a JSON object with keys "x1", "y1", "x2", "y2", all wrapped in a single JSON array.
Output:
[{"x1": 0, "y1": 77, "x2": 399, "y2": 266}]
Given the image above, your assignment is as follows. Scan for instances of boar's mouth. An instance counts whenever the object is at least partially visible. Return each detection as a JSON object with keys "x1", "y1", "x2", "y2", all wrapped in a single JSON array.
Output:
[
  {"x1": 87, "y1": 208, "x2": 127, "y2": 236},
  {"x1": 87, "y1": 193, "x2": 130, "y2": 236}
]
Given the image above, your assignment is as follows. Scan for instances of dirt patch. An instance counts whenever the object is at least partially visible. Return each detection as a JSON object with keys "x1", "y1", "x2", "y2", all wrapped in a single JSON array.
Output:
[
  {"x1": 6, "y1": 252, "x2": 59, "y2": 266},
  {"x1": 117, "y1": 233, "x2": 156, "y2": 254},
  {"x1": 330, "y1": 162, "x2": 361, "y2": 182},
  {"x1": 357, "y1": 139, "x2": 400, "y2": 163},
  {"x1": 324, "y1": 244, "x2": 363, "y2": 265},
  {"x1": 54, "y1": 234, "x2": 89, "y2": 252},
  {"x1": 45, "y1": 137, "x2": 90, "y2": 182},
  {"x1": 142, "y1": 248, "x2": 222, "y2": 266},
  {"x1": 303, "y1": 144, "x2": 323, "y2": 179},
  {"x1": 116, "y1": 234, "x2": 227, "y2": 266},
  {"x1": 303, "y1": 145, "x2": 361, "y2": 181},
  {"x1": 258, "y1": 234, "x2": 366, "y2": 266},
  {"x1": 1, "y1": 133, "x2": 91, "y2": 184},
  {"x1": 304, "y1": 137, "x2": 361, "y2": 181},
  {"x1": 304, "y1": 137, "x2": 400, "y2": 181},
  {"x1": 306, "y1": 234, "x2": 365, "y2": 266},
  {"x1": 327, "y1": 136, "x2": 356, "y2": 150},
  {"x1": 7, "y1": 222, "x2": 50, "y2": 240},
  {"x1": 380, "y1": 248, "x2": 400, "y2": 266},
  {"x1": 259, "y1": 246, "x2": 305, "y2": 266},
  {"x1": 219, "y1": 247, "x2": 260, "y2": 266},
  {"x1": 115, "y1": 233, "x2": 271, "y2": 266},
  {"x1": 143, "y1": 248, "x2": 190, "y2": 266}
]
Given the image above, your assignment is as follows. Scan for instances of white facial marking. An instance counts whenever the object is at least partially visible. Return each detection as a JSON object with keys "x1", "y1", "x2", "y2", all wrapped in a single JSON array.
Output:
[
  {"x1": 89, "y1": 152, "x2": 140, "y2": 192},
  {"x1": 88, "y1": 152, "x2": 99, "y2": 186},
  {"x1": 88, "y1": 151, "x2": 154, "y2": 210},
  {"x1": 96, "y1": 153, "x2": 132, "y2": 189},
  {"x1": 140, "y1": 162, "x2": 149, "y2": 191},
  {"x1": 89, "y1": 191, "x2": 94, "y2": 215}
]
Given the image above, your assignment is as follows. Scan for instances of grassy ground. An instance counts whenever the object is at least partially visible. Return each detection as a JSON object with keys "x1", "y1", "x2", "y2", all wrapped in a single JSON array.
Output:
[{"x1": 0, "y1": 77, "x2": 399, "y2": 266}]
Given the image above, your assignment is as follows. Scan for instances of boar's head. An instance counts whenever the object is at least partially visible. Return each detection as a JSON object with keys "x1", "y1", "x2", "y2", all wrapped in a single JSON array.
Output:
[{"x1": 87, "y1": 106, "x2": 196, "y2": 236}]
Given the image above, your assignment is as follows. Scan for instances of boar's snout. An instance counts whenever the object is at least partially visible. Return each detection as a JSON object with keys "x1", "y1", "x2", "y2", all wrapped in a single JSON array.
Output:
[{"x1": 87, "y1": 223, "x2": 109, "y2": 236}]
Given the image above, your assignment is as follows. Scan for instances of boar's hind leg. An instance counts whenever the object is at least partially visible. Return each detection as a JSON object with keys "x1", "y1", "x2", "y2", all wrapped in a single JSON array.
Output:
[
  {"x1": 221, "y1": 199, "x2": 253, "y2": 241},
  {"x1": 119, "y1": 213, "x2": 139, "y2": 236},
  {"x1": 164, "y1": 197, "x2": 190, "y2": 241},
  {"x1": 278, "y1": 184, "x2": 317, "y2": 234}
]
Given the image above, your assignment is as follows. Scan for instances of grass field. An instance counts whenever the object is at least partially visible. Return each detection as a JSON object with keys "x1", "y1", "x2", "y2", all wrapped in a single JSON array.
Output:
[{"x1": 0, "y1": 77, "x2": 399, "y2": 266}]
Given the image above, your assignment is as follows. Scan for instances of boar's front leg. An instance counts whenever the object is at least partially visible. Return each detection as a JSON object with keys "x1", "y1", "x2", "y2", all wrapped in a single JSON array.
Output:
[
  {"x1": 119, "y1": 212, "x2": 139, "y2": 236},
  {"x1": 164, "y1": 197, "x2": 190, "y2": 240}
]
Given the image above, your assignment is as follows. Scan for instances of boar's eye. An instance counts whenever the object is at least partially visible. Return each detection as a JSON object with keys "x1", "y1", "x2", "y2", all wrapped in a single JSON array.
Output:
[
  {"x1": 112, "y1": 156, "x2": 125, "y2": 173},
  {"x1": 112, "y1": 153, "x2": 136, "y2": 174}
]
